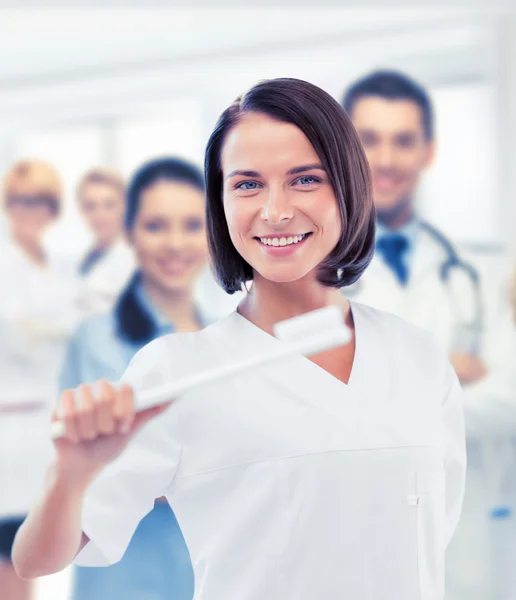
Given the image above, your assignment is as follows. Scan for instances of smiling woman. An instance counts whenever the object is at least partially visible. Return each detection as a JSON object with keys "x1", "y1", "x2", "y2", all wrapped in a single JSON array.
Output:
[
  {"x1": 205, "y1": 80, "x2": 375, "y2": 293},
  {"x1": 223, "y1": 116, "x2": 342, "y2": 273},
  {"x1": 13, "y1": 79, "x2": 465, "y2": 600}
]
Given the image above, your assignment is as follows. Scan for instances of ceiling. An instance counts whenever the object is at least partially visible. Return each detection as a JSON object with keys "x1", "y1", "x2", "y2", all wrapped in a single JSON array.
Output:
[{"x1": 0, "y1": 8, "x2": 492, "y2": 87}]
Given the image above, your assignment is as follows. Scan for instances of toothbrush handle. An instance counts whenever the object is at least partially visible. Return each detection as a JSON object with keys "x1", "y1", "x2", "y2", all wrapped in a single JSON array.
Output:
[
  {"x1": 50, "y1": 342, "x2": 298, "y2": 439},
  {"x1": 51, "y1": 327, "x2": 349, "y2": 439}
]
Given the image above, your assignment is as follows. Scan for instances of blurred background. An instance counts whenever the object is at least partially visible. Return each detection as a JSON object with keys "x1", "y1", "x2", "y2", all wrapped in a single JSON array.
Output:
[
  {"x1": 0, "y1": 5, "x2": 514, "y2": 600},
  {"x1": 0, "y1": 7, "x2": 514, "y2": 256}
]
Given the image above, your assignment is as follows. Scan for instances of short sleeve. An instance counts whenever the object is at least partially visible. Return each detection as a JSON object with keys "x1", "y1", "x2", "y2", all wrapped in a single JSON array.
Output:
[{"x1": 74, "y1": 337, "x2": 183, "y2": 567}]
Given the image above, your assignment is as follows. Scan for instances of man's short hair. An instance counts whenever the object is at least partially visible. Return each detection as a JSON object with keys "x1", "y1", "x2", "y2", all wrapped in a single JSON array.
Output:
[{"x1": 342, "y1": 70, "x2": 434, "y2": 140}]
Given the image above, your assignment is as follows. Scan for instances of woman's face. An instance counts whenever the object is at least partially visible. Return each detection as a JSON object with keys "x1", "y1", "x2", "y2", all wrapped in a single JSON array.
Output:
[
  {"x1": 130, "y1": 180, "x2": 208, "y2": 294},
  {"x1": 78, "y1": 182, "x2": 125, "y2": 247},
  {"x1": 5, "y1": 196, "x2": 56, "y2": 247},
  {"x1": 221, "y1": 113, "x2": 342, "y2": 285}
]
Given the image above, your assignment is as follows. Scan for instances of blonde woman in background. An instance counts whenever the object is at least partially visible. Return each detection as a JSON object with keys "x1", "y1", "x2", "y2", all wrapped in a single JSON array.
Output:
[{"x1": 0, "y1": 160, "x2": 85, "y2": 600}]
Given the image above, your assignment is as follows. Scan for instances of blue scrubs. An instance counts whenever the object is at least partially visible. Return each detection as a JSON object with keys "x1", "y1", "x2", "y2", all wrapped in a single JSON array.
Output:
[{"x1": 60, "y1": 280, "x2": 205, "y2": 600}]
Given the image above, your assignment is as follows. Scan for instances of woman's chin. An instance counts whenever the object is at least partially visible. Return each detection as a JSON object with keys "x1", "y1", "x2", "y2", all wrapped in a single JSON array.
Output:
[
  {"x1": 145, "y1": 263, "x2": 206, "y2": 294},
  {"x1": 148, "y1": 273, "x2": 192, "y2": 295},
  {"x1": 253, "y1": 265, "x2": 313, "y2": 285}
]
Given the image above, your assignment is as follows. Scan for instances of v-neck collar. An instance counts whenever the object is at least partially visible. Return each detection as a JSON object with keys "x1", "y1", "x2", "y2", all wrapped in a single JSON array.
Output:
[{"x1": 229, "y1": 300, "x2": 363, "y2": 391}]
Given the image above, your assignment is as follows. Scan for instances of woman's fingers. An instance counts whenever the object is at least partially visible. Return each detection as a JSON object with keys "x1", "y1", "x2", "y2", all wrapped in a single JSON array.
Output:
[
  {"x1": 75, "y1": 385, "x2": 97, "y2": 440},
  {"x1": 114, "y1": 384, "x2": 135, "y2": 434},
  {"x1": 59, "y1": 389, "x2": 80, "y2": 443},
  {"x1": 55, "y1": 382, "x2": 165, "y2": 443},
  {"x1": 96, "y1": 380, "x2": 116, "y2": 436}
]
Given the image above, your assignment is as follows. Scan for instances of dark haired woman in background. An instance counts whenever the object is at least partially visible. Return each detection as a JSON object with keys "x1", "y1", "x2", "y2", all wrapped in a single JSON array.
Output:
[
  {"x1": 14, "y1": 79, "x2": 466, "y2": 600},
  {"x1": 59, "y1": 156, "x2": 208, "y2": 600}
]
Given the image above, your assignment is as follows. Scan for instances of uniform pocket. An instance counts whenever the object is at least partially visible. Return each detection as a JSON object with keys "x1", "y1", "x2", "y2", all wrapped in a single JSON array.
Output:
[{"x1": 415, "y1": 470, "x2": 446, "y2": 600}]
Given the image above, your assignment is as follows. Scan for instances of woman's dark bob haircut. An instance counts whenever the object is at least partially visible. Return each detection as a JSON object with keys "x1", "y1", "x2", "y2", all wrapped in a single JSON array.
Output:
[
  {"x1": 125, "y1": 156, "x2": 205, "y2": 231},
  {"x1": 205, "y1": 77, "x2": 376, "y2": 294},
  {"x1": 116, "y1": 156, "x2": 205, "y2": 345}
]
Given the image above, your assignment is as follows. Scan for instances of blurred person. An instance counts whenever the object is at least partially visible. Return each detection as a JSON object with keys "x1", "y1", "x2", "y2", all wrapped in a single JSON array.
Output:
[
  {"x1": 0, "y1": 159, "x2": 85, "y2": 600},
  {"x1": 342, "y1": 70, "x2": 516, "y2": 600},
  {"x1": 60, "y1": 157, "x2": 211, "y2": 600},
  {"x1": 76, "y1": 167, "x2": 136, "y2": 312},
  {"x1": 511, "y1": 265, "x2": 516, "y2": 323},
  {"x1": 487, "y1": 262, "x2": 516, "y2": 600}
]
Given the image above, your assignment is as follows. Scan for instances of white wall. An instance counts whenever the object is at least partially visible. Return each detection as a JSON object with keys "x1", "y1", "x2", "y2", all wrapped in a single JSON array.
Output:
[{"x1": 0, "y1": 9, "x2": 509, "y2": 255}]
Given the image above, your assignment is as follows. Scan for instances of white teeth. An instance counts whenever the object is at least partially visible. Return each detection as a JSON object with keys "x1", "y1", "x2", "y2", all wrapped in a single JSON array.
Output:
[{"x1": 259, "y1": 234, "x2": 307, "y2": 246}]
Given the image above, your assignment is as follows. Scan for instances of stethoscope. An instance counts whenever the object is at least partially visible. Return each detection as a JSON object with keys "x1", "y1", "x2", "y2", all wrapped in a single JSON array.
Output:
[
  {"x1": 419, "y1": 221, "x2": 484, "y2": 355},
  {"x1": 422, "y1": 223, "x2": 516, "y2": 520},
  {"x1": 346, "y1": 220, "x2": 484, "y2": 355},
  {"x1": 353, "y1": 222, "x2": 516, "y2": 519},
  {"x1": 362, "y1": 221, "x2": 515, "y2": 518}
]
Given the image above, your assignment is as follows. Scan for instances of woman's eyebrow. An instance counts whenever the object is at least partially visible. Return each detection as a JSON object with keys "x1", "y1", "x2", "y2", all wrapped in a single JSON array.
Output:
[
  {"x1": 225, "y1": 169, "x2": 260, "y2": 180},
  {"x1": 225, "y1": 164, "x2": 325, "y2": 180},
  {"x1": 286, "y1": 164, "x2": 325, "y2": 175}
]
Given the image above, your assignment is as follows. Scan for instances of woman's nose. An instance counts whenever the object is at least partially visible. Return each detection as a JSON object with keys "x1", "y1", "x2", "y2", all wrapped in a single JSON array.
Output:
[
  {"x1": 261, "y1": 188, "x2": 293, "y2": 224},
  {"x1": 164, "y1": 231, "x2": 187, "y2": 250}
]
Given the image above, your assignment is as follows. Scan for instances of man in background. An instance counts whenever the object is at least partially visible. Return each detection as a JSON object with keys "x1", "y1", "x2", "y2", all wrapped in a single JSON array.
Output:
[{"x1": 342, "y1": 70, "x2": 516, "y2": 600}]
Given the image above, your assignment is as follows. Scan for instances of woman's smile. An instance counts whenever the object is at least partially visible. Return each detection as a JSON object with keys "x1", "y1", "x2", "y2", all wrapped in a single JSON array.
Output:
[{"x1": 254, "y1": 232, "x2": 313, "y2": 256}]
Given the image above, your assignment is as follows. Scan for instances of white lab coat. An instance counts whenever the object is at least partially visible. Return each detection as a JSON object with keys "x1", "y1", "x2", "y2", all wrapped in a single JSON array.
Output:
[
  {"x1": 344, "y1": 225, "x2": 516, "y2": 599},
  {"x1": 74, "y1": 302, "x2": 466, "y2": 600},
  {"x1": 79, "y1": 237, "x2": 136, "y2": 314},
  {"x1": 0, "y1": 241, "x2": 85, "y2": 518}
]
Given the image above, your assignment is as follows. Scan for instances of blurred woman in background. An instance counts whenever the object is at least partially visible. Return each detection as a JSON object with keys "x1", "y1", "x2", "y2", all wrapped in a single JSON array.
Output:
[
  {"x1": 0, "y1": 159, "x2": 84, "y2": 600},
  {"x1": 60, "y1": 156, "x2": 209, "y2": 600},
  {"x1": 75, "y1": 168, "x2": 136, "y2": 313}
]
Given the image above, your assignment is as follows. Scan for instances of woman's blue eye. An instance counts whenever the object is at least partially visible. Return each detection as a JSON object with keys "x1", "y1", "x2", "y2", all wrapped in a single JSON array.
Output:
[
  {"x1": 185, "y1": 218, "x2": 204, "y2": 232},
  {"x1": 144, "y1": 222, "x2": 163, "y2": 232},
  {"x1": 297, "y1": 175, "x2": 320, "y2": 185},
  {"x1": 236, "y1": 181, "x2": 259, "y2": 190}
]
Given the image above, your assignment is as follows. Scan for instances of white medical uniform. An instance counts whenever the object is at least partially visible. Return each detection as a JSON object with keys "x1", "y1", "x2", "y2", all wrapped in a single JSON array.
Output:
[
  {"x1": 0, "y1": 240, "x2": 84, "y2": 519},
  {"x1": 345, "y1": 226, "x2": 516, "y2": 599},
  {"x1": 79, "y1": 237, "x2": 136, "y2": 313},
  {"x1": 75, "y1": 301, "x2": 466, "y2": 600}
]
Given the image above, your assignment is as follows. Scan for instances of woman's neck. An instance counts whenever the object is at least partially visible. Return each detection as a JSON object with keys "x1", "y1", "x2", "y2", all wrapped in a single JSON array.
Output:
[
  {"x1": 94, "y1": 234, "x2": 120, "y2": 252},
  {"x1": 239, "y1": 272, "x2": 348, "y2": 335},
  {"x1": 13, "y1": 234, "x2": 47, "y2": 267},
  {"x1": 140, "y1": 275, "x2": 199, "y2": 331}
]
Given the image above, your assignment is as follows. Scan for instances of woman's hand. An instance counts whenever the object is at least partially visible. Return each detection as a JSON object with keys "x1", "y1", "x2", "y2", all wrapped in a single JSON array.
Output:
[
  {"x1": 449, "y1": 352, "x2": 488, "y2": 386},
  {"x1": 52, "y1": 379, "x2": 170, "y2": 478}
]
